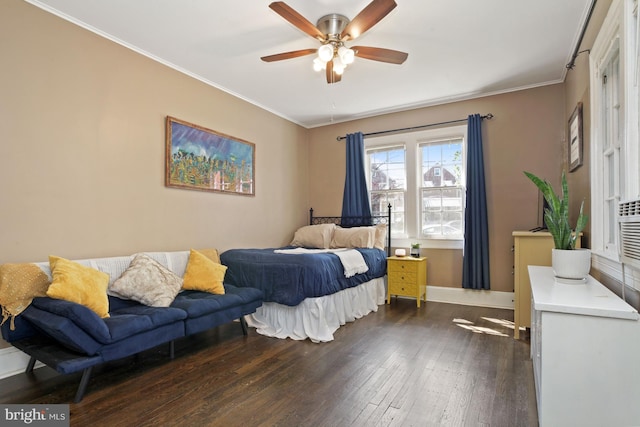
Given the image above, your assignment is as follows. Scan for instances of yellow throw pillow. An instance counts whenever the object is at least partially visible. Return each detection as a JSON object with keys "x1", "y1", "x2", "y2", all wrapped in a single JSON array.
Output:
[
  {"x1": 46, "y1": 256, "x2": 110, "y2": 318},
  {"x1": 183, "y1": 249, "x2": 226, "y2": 294},
  {"x1": 196, "y1": 248, "x2": 221, "y2": 264}
]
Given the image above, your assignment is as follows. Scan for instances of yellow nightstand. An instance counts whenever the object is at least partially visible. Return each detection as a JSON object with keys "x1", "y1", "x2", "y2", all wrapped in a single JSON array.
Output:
[{"x1": 387, "y1": 256, "x2": 427, "y2": 307}]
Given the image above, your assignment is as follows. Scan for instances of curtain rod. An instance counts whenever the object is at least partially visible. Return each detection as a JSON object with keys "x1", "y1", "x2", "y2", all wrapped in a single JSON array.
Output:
[
  {"x1": 566, "y1": 0, "x2": 597, "y2": 70},
  {"x1": 336, "y1": 113, "x2": 493, "y2": 141}
]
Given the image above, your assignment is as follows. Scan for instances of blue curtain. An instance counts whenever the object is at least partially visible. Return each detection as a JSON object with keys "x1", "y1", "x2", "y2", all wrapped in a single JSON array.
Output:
[
  {"x1": 341, "y1": 132, "x2": 372, "y2": 225},
  {"x1": 462, "y1": 114, "x2": 490, "y2": 290}
]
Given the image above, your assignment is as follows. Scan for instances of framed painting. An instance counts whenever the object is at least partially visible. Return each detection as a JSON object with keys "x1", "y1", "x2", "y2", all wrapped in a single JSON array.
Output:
[
  {"x1": 165, "y1": 116, "x2": 255, "y2": 196},
  {"x1": 568, "y1": 102, "x2": 583, "y2": 172}
]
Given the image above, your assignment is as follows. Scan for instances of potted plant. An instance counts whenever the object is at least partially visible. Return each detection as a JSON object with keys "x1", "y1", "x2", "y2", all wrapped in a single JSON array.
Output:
[
  {"x1": 524, "y1": 170, "x2": 590, "y2": 280},
  {"x1": 410, "y1": 243, "x2": 421, "y2": 258}
]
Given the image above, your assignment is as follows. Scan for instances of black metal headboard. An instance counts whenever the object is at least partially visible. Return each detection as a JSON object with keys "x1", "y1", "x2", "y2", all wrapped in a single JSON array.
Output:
[{"x1": 309, "y1": 204, "x2": 392, "y2": 257}]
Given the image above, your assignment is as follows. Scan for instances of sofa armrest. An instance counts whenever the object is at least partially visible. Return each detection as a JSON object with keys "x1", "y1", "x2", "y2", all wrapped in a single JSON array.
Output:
[
  {"x1": 1, "y1": 313, "x2": 41, "y2": 342},
  {"x1": 30, "y1": 297, "x2": 110, "y2": 343},
  {"x1": 21, "y1": 305, "x2": 103, "y2": 356}
]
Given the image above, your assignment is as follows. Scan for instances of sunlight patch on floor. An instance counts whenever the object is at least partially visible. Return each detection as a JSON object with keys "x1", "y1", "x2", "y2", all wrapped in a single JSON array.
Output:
[
  {"x1": 452, "y1": 318, "x2": 510, "y2": 337},
  {"x1": 481, "y1": 317, "x2": 515, "y2": 330}
]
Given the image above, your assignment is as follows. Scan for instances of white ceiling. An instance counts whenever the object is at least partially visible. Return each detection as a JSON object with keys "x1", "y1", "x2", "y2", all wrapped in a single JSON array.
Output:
[{"x1": 28, "y1": 0, "x2": 593, "y2": 128}]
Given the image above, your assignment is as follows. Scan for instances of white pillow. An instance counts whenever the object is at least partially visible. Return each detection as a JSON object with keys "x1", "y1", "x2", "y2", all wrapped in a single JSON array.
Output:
[
  {"x1": 373, "y1": 223, "x2": 387, "y2": 250},
  {"x1": 109, "y1": 253, "x2": 183, "y2": 307},
  {"x1": 330, "y1": 226, "x2": 376, "y2": 249},
  {"x1": 290, "y1": 223, "x2": 336, "y2": 249}
]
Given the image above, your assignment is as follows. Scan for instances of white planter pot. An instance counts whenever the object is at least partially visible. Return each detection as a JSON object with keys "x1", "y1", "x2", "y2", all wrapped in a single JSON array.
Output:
[{"x1": 551, "y1": 248, "x2": 592, "y2": 280}]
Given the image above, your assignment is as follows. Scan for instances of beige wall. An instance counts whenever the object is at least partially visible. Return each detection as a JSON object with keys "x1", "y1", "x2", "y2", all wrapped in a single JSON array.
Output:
[
  {"x1": 308, "y1": 85, "x2": 565, "y2": 292},
  {"x1": 0, "y1": 0, "x2": 310, "y2": 267}
]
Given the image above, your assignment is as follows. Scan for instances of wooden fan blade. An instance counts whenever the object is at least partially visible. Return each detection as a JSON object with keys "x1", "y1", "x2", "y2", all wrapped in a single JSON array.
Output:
[
  {"x1": 340, "y1": 0, "x2": 397, "y2": 41},
  {"x1": 261, "y1": 48, "x2": 317, "y2": 62},
  {"x1": 325, "y1": 60, "x2": 342, "y2": 84},
  {"x1": 353, "y1": 46, "x2": 408, "y2": 64},
  {"x1": 269, "y1": 2, "x2": 325, "y2": 41}
]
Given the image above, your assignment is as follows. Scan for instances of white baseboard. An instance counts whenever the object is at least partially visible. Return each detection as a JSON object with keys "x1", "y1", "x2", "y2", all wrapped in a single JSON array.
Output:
[
  {"x1": 0, "y1": 346, "x2": 42, "y2": 380},
  {"x1": 426, "y1": 286, "x2": 514, "y2": 310}
]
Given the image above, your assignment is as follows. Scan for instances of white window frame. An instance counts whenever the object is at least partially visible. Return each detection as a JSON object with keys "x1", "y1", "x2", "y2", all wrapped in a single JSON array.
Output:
[
  {"x1": 366, "y1": 144, "x2": 407, "y2": 236},
  {"x1": 418, "y1": 136, "x2": 466, "y2": 240},
  {"x1": 365, "y1": 125, "x2": 467, "y2": 250},
  {"x1": 590, "y1": 0, "x2": 640, "y2": 282}
]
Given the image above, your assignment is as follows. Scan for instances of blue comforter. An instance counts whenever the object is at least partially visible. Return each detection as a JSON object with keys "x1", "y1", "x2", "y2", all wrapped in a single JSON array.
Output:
[{"x1": 220, "y1": 247, "x2": 387, "y2": 306}]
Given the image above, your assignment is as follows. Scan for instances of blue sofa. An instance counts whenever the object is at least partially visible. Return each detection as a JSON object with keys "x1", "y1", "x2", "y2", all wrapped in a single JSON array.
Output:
[{"x1": 0, "y1": 251, "x2": 264, "y2": 402}]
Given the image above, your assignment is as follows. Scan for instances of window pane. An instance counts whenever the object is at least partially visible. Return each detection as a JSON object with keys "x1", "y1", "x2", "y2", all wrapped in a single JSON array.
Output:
[
  {"x1": 369, "y1": 148, "x2": 405, "y2": 190},
  {"x1": 606, "y1": 198, "x2": 616, "y2": 246},
  {"x1": 421, "y1": 139, "x2": 463, "y2": 187},
  {"x1": 442, "y1": 188, "x2": 463, "y2": 211},
  {"x1": 371, "y1": 191, "x2": 405, "y2": 235},
  {"x1": 421, "y1": 188, "x2": 463, "y2": 237}
]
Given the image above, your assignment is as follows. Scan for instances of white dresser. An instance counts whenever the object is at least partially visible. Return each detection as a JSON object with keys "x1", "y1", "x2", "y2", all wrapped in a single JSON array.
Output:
[{"x1": 529, "y1": 266, "x2": 640, "y2": 426}]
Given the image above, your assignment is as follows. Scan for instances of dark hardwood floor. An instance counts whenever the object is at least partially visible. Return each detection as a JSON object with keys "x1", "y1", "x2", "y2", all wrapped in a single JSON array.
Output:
[{"x1": 0, "y1": 299, "x2": 538, "y2": 427}]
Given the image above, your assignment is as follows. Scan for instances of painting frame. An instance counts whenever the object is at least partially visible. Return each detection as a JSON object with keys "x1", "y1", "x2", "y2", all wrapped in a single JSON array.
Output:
[
  {"x1": 568, "y1": 102, "x2": 583, "y2": 172},
  {"x1": 165, "y1": 116, "x2": 255, "y2": 196}
]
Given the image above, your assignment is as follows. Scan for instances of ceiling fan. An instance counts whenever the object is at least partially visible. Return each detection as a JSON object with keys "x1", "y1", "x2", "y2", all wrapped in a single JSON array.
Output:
[{"x1": 261, "y1": 0, "x2": 408, "y2": 84}]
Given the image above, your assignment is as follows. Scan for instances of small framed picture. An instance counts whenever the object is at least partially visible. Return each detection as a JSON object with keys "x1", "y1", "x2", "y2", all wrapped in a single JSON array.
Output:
[{"x1": 568, "y1": 103, "x2": 583, "y2": 172}]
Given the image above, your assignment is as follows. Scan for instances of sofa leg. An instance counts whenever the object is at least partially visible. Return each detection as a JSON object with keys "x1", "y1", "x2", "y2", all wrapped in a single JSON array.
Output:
[
  {"x1": 169, "y1": 340, "x2": 175, "y2": 359},
  {"x1": 74, "y1": 367, "x2": 93, "y2": 403},
  {"x1": 25, "y1": 356, "x2": 37, "y2": 374},
  {"x1": 240, "y1": 316, "x2": 248, "y2": 336}
]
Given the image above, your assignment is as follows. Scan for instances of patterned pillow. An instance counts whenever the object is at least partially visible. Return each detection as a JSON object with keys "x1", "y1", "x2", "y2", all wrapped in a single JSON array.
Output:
[
  {"x1": 0, "y1": 263, "x2": 51, "y2": 329},
  {"x1": 109, "y1": 253, "x2": 182, "y2": 307}
]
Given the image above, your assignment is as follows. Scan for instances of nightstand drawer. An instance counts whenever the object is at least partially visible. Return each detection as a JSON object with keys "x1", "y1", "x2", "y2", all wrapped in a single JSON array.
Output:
[
  {"x1": 388, "y1": 278, "x2": 418, "y2": 295},
  {"x1": 388, "y1": 260, "x2": 418, "y2": 274},
  {"x1": 389, "y1": 271, "x2": 417, "y2": 284}
]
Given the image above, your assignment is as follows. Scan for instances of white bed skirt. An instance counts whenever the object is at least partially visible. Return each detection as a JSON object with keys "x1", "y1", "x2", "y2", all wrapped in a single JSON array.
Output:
[{"x1": 245, "y1": 277, "x2": 386, "y2": 343}]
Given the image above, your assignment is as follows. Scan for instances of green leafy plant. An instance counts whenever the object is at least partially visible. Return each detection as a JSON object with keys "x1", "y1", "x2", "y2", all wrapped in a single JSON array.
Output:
[
  {"x1": 411, "y1": 243, "x2": 420, "y2": 249},
  {"x1": 524, "y1": 170, "x2": 588, "y2": 250}
]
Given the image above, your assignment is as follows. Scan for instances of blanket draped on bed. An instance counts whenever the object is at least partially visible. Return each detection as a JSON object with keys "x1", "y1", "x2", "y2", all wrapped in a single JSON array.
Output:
[
  {"x1": 273, "y1": 248, "x2": 369, "y2": 278},
  {"x1": 220, "y1": 247, "x2": 387, "y2": 306}
]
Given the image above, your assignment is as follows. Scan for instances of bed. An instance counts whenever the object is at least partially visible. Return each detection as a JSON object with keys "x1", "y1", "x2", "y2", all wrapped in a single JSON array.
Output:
[{"x1": 220, "y1": 206, "x2": 391, "y2": 343}]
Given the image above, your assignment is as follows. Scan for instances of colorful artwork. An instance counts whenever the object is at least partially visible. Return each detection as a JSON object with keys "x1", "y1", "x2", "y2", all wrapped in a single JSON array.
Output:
[{"x1": 165, "y1": 116, "x2": 255, "y2": 195}]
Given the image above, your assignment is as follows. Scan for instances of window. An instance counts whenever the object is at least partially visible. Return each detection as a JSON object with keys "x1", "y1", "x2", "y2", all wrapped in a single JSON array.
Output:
[
  {"x1": 600, "y1": 46, "x2": 623, "y2": 255},
  {"x1": 365, "y1": 125, "x2": 467, "y2": 248},
  {"x1": 420, "y1": 138, "x2": 464, "y2": 238},
  {"x1": 368, "y1": 146, "x2": 406, "y2": 234},
  {"x1": 590, "y1": 0, "x2": 640, "y2": 268}
]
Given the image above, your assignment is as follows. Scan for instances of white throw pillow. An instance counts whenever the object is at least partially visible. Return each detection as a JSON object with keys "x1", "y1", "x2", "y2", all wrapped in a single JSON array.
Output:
[
  {"x1": 330, "y1": 226, "x2": 376, "y2": 249},
  {"x1": 290, "y1": 223, "x2": 336, "y2": 249},
  {"x1": 109, "y1": 253, "x2": 183, "y2": 307}
]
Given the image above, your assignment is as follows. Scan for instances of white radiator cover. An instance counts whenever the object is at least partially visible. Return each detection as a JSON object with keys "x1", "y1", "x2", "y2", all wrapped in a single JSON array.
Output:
[{"x1": 619, "y1": 200, "x2": 640, "y2": 270}]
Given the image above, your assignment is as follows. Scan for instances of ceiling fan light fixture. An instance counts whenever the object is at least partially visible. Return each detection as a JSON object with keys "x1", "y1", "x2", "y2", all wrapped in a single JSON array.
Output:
[
  {"x1": 317, "y1": 44, "x2": 334, "y2": 62},
  {"x1": 263, "y1": 0, "x2": 408, "y2": 84},
  {"x1": 338, "y1": 46, "x2": 355, "y2": 65},
  {"x1": 313, "y1": 58, "x2": 326, "y2": 71}
]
